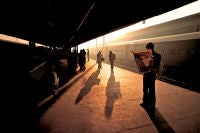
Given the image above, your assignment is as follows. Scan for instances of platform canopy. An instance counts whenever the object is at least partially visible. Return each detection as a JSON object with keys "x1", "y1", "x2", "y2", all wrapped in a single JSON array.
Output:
[{"x1": 0, "y1": 0, "x2": 196, "y2": 48}]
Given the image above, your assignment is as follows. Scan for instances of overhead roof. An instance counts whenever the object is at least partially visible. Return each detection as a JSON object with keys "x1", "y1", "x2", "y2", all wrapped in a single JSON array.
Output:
[{"x1": 0, "y1": 0, "x2": 196, "y2": 48}]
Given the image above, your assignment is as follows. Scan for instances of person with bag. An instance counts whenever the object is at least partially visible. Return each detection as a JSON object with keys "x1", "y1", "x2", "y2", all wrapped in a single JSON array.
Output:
[{"x1": 96, "y1": 51, "x2": 103, "y2": 69}]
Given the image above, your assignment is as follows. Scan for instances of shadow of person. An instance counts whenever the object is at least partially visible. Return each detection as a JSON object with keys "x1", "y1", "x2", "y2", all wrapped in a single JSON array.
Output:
[
  {"x1": 75, "y1": 69, "x2": 100, "y2": 104},
  {"x1": 105, "y1": 71, "x2": 122, "y2": 119},
  {"x1": 141, "y1": 106, "x2": 175, "y2": 133}
]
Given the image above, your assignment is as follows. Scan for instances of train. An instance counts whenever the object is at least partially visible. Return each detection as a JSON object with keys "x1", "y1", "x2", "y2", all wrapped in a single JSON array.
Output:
[{"x1": 79, "y1": 12, "x2": 200, "y2": 92}]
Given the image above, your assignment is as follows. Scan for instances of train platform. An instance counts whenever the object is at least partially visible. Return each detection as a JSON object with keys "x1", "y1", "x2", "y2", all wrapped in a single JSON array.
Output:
[{"x1": 29, "y1": 59, "x2": 200, "y2": 133}]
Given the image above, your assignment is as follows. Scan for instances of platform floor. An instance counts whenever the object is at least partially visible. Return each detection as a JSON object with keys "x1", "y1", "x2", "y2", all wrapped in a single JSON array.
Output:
[{"x1": 29, "y1": 59, "x2": 200, "y2": 133}]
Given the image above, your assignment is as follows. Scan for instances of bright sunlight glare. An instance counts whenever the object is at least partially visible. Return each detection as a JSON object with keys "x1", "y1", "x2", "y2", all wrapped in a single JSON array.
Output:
[
  {"x1": 105, "y1": 0, "x2": 200, "y2": 42},
  {"x1": 78, "y1": 0, "x2": 200, "y2": 49}
]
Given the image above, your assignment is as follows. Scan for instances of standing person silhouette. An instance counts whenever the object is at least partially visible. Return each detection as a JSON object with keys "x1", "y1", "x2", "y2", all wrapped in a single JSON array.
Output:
[
  {"x1": 109, "y1": 51, "x2": 116, "y2": 71},
  {"x1": 140, "y1": 42, "x2": 161, "y2": 108},
  {"x1": 97, "y1": 51, "x2": 103, "y2": 69},
  {"x1": 87, "y1": 49, "x2": 90, "y2": 62},
  {"x1": 78, "y1": 49, "x2": 86, "y2": 71}
]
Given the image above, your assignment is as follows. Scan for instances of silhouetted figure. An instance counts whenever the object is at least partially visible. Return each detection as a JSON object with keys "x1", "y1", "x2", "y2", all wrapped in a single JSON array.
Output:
[
  {"x1": 96, "y1": 51, "x2": 103, "y2": 69},
  {"x1": 78, "y1": 49, "x2": 86, "y2": 71},
  {"x1": 109, "y1": 51, "x2": 116, "y2": 71},
  {"x1": 68, "y1": 50, "x2": 78, "y2": 75},
  {"x1": 87, "y1": 49, "x2": 90, "y2": 62},
  {"x1": 141, "y1": 42, "x2": 161, "y2": 108},
  {"x1": 40, "y1": 63, "x2": 59, "y2": 97}
]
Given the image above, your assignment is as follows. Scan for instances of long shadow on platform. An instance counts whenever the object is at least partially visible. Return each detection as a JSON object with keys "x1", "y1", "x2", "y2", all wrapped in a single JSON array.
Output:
[
  {"x1": 34, "y1": 63, "x2": 96, "y2": 121},
  {"x1": 105, "y1": 70, "x2": 122, "y2": 119},
  {"x1": 141, "y1": 106, "x2": 175, "y2": 133},
  {"x1": 74, "y1": 69, "x2": 100, "y2": 104}
]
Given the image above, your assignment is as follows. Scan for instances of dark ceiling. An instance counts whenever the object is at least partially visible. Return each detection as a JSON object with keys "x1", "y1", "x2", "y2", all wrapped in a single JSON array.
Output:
[{"x1": 1, "y1": 0, "x2": 196, "y2": 48}]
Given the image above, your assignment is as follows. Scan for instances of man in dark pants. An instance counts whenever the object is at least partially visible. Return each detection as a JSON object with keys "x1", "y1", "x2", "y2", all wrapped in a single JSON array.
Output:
[
  {"x1": 141, "y1": 42, "x2": 161, "y2": 108},
  {"x1": 109, "y1": 51, "x2": 116, "y2": 71}
]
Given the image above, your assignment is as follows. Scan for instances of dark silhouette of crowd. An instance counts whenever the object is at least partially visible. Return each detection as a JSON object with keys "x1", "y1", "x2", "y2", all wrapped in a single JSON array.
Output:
[
  {"x1": 78, "y1": 49, "x2": 86, "y2": 71},
  {"x1": 29, "y1": 47, "x2": 88, "y2": 105}
]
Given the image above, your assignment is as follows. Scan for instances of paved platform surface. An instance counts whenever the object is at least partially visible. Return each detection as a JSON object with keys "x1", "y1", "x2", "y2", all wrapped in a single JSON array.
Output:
[{"x1": 29, "y1": 59, "x2": 200, "y2": 133}]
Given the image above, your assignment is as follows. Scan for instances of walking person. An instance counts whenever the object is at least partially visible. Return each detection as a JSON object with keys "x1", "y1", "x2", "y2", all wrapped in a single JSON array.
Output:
[
  {"x1": 87, "y1": 49, "x2": 90, "y2": 62},
  {"x1": 109, "y1": 51, "x2": 116, "y2": 71},
  {"x1": 96, "y1": 51, "x2": 103, "y2": 69},
  {"x1": 140, "y1": 42, "x2": 161, "y2": 108}
]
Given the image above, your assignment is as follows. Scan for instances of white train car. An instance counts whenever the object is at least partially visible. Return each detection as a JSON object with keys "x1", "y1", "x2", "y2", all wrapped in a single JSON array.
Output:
[{"x1": 78, "y1": 2, "x2": 200, "y2": 91}]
